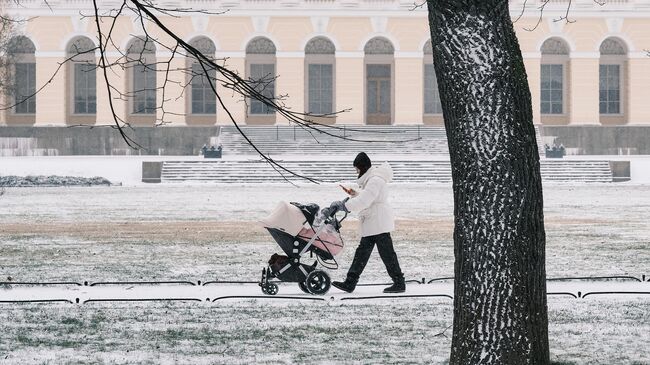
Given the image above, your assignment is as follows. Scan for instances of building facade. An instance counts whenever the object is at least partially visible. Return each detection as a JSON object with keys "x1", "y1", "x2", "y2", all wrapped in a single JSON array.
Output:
[{"x1": 2, "y1": 0, "x2": 650, "y2": 127}]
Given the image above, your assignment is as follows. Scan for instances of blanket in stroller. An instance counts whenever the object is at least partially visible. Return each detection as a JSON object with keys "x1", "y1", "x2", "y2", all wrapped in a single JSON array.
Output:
[{"x1": 297, "y1": 226, "x2": 343, "y2": 256}]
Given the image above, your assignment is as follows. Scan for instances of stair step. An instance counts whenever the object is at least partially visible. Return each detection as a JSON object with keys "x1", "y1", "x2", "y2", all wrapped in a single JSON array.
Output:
[
  {"x1": 160, "y1": 158, "x2": 613, "y2": 184},
  {"x1": 217, "y1": 125, "x2": 545, "y2": 158}
]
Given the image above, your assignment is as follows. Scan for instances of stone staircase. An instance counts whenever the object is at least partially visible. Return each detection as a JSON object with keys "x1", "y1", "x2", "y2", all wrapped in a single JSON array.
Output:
[
  {"x1": 160, "y1": 159, "x2": 613, "y2": 184},
  {"x1": 160, "y1": 125, "x2": 610, "y2": 184},
  {"x1": 161, "y1": 160, "x2": 453, "y2": 183},
  {"x1": 218, "y1": 125, "x2": 449, "y2": 156},
  {"x1": 539, "y1": 160, "x2": 613, "y2": 182},
  {"x1": 218, "y1": 125, "x2": 545, "y2": 157}
]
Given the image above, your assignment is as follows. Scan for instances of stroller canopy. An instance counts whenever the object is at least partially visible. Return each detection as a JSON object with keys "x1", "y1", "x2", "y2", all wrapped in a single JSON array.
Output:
[
  {"x1": 260, "y1": 201, "x2": 319, "y2": 236},
  {"x1": 290, "y1": 202, "x2": 319, "y2": 226}
]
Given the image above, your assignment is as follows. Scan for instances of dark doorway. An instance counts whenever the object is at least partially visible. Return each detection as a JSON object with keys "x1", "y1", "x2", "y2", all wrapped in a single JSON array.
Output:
[{"x1": 366, "y1": 64, "x2": 391, "y2": 125}]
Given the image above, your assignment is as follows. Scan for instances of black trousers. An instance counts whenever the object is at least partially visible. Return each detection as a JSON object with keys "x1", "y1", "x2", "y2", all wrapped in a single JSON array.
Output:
[{"x1": 347, "y1": 232, "x2": 403, "y2": 282}]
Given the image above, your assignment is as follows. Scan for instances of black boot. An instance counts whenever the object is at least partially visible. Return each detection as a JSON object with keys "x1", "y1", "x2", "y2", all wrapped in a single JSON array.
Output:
[
  {"x1": 332, "y1": 278, "x2": 357, "y2": 293},
  {"x1": 383, "y1": 276, "x2": 405, "y2": 294}
]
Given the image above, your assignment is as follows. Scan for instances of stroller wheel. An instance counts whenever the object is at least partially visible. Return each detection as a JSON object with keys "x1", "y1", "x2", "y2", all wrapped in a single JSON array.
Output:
[
  {"x1": 305, "y1": 270, "x2": 331, "y2": 295},
  {"x1": 262, "y1": 283, "x2": 278, "y2": 296},
  {"x1": 298, "y1": 282, "x2": 310, "y2": 294}
]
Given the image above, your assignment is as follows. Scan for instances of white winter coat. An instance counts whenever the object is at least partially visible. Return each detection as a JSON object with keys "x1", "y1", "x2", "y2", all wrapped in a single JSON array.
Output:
[{"x1": 344, "y1": 163, "x2": 395, "y2": 237}]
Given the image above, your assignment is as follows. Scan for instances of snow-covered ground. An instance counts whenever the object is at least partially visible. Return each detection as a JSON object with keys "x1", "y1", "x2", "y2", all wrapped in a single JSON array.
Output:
[
  {"x1": 0, "y1": 184, "x2": 648, "y2": 280},
  {"x1": 0, "y1": 177, "x2": 648, "y2": 363},
  {"x1": 0, "y1": 156, "x2": 182, "y2": 186},
  {"x1": 1, "y1": 154, "x2": 650, "y2": 185},
  {"x1": 0, "y1": 296, "x2": 647, "y2": 364}
]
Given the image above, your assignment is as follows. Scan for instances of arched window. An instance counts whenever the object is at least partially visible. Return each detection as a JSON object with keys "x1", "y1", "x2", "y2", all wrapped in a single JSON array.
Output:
[
  {"x1": 423, "y1": 40, "x2": 442, "y2": 119},
  {"x1": 599, "y1": 38, "x2": 627, "y2": 122},
  {"x1": 246, "y1": 37, "x2": 276, "y2": 122},
  {"x1": 540, "y1": 38, "x2": 570, "y2": 120},
  {"x1": 8, "y1": 36, "x2": 36, "y2": 115},
  {"x1": 364, "y1": 37, "x2": 395, "y2": 55},
  {"x1": 305, "y1": 37, "x2": 335, "y2": 118},
  {"x1": 540, "y1": 38, "x2": 569, "y2": 55},
  {"x1": 127, "y1": 37, "x2": 156, "y2": 115},
  {"x1": 188, "y1": 37, "x2": 217, "y2": 116},
  {"x1": 246, "y1": 37, "x2": 276, "y2": 55},
  {"x1": 67, "y1": 37, "x2": 97, "y2": 116},
  {"x1": 364, "y1": 37, "x2": 394, "y2": 125}
]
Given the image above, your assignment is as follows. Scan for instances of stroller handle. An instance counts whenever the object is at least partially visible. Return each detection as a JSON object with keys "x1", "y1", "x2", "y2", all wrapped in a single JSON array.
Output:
[
  {"x1": 340, "y1": 197, "x2": 349, "y2": 223},
  {"x1": 328, "y1": 197, "x2": 349, "y2": 215},
  {"x1": 326, "y1": 197, "x2": 349, "y2": 228}
]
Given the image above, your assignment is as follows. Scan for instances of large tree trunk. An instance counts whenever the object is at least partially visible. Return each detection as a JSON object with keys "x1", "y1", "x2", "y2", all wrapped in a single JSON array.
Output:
[{"x1": 426, "y1": 1, "x2": 549, "y2": 364}]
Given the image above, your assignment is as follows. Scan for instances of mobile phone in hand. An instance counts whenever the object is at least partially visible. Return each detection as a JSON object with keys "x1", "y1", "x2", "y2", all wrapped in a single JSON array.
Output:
[{"x1": 339, "y1": 184, "x2": 354, "y2": 195}]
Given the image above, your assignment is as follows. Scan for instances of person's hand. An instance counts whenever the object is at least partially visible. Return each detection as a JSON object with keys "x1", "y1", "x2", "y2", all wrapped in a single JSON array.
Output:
[
  {"x1": 339, "y1": 184, "x2": 358, "y2": 197},
  {"x1": 329, "y1": 200, "x2": 349, "y2": 214},
  {"x1": 320, "y1": 207, "x2": 332, "y2": 218}
]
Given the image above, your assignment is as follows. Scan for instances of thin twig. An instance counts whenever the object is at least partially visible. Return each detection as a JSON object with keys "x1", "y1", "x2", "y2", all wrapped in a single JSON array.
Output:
[
  {"x1": 433, "y1": 324, "x2": 453, "y2": 338},
  {"x1": 92, "y1": 0, "x2": 143, "y2": 149}
]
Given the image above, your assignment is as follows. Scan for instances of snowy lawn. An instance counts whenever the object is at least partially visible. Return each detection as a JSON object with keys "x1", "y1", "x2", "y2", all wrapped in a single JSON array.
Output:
[
  {"x1": 0, "y1": 298, "x2": 648, "y2": 364},
  {"x1": 0, "y1": 184, "x2": 648, "y2": 282},
  {"x1": 0, "y1": 184, "x2": 649, "y2": 364}
]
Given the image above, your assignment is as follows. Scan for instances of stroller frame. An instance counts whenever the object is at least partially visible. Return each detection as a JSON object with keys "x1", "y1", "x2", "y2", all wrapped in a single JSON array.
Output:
[{"x1": 260, "y1": 201, "x2": 347, "y2": 296}]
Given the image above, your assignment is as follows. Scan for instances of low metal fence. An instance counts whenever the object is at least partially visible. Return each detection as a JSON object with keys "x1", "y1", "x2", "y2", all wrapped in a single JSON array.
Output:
[{"x1": 0, "y1": 274, "x2": 647, "y2": 304}]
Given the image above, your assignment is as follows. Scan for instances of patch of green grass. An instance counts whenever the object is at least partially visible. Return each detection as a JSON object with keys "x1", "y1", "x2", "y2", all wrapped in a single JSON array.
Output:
[
  {"x1": 60, "y1": 317, "x2": 84, "y2": 327},
  {"x1": 88, "y1": 312, "x2": 107, "y2": 330},
  {"x1": 14, "y1": 334, "x2": 40, "y2": 347},
  {"x1": 52, "y1": 338, "x2": 83, "y2": 349}
]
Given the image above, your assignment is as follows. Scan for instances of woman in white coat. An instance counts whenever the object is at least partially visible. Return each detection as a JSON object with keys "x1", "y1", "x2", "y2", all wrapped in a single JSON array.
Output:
[{"x1": 327, "y1": 152, "x2": 405, "y2": 294}]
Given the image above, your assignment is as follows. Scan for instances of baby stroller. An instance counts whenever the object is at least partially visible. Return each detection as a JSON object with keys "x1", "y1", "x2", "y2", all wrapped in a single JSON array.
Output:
[{"x1": 259, "y1": 199, "x2": 348, "y2": 295}]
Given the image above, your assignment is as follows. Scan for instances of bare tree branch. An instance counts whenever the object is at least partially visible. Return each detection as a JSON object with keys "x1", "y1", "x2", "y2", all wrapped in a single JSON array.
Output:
[
  {"x1": 519, "y1": 0, "x2": 607, "y2": 31},
  {"x1": 512, "y1": 0, "x2": 530, "y2": 24},
  {"x1": 2, "y1": 0, "x2": 430, "y2": 183},
  {"x1": 553, "y1": 0, "x2": 577, "y2": 25},
  {"x1": 433, "y1": 324, "x2": 453, "y2": 338},
  {"x1": 92, "y1": 0, "x2": 143, "y2": 149},
  {"x1": 523, "y1": 0, "x2": 550, "y2": 32}
]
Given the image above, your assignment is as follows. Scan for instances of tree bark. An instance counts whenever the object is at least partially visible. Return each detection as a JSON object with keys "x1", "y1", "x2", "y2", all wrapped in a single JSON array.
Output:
[{"x1": 426, "y1": 1, "x2": 549, "y2": 364}]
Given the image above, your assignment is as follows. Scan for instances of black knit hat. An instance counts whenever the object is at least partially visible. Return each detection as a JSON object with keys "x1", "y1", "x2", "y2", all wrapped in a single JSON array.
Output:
[{"x1": 353, "y1": 152, "x2": 372, "y2": 178}]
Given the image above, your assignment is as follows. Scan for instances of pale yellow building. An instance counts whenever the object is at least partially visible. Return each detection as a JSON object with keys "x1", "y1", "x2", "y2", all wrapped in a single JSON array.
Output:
[{"x1": 2, "y1": 0, "x2": 649, "y2": 127}]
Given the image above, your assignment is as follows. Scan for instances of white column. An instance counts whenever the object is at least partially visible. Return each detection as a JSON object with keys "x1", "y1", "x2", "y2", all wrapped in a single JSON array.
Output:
[
  {"x1": 156, "y1": 51, "x2": 187, "y2": 125},
  {"x1": 523, "y1": 55, "x2": 541, "y2": 125},
  {"x1": 627, "y1": 55, "x2": 650, "y2": 125},
  {"x1": 275, "y1": 52, "x2": 305, "y2": 125},
  {"x1": 96, "y1": 52, "x2": 126, "y2": 126},
  {"x1": 394, "y1": 55, "x2": 423, "y2": 125},
  {"x1": 35, "y1": 55, "x2": 66, "y2": 126},
  {"x1": 335, "y1": 52, "x2": 364, "y2": 125},
  {"x1": 569, "y1": 54, "x2": 600, "y2": 125},
  {"x1": 216, "y1": 55, "x2": 246, "y2": 126}
]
